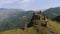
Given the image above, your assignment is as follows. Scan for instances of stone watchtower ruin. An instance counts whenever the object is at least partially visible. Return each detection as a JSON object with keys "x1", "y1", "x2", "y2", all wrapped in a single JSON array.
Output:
[
  {"x1": 23, "y1": 10, "x2": 49, "y2": 34},
  {"x1": 30, "y1": 11, "x2": 48, "y2": 34},
  {"x1": 23, "y1": 11, "x2": 58, "y2": 34}
]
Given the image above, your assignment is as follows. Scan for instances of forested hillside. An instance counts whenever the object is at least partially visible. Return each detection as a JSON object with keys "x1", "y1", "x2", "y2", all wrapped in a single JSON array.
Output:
[
  {"x1": 0, "y1": 8, "x2": 34, "y2": 31},
  {"x1": 43, "y1": 7, "x2": 60, "y2": 19}
]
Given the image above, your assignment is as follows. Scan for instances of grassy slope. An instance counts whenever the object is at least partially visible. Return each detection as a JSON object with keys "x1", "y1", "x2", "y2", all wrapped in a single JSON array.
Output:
[
  {"x1": 0, "y1": 27, "x2": 38, "y2": 34},
  {"x1": 48, "y1": 19, "x2": 60, "y2": 34},
  {"x1": 0, "y1": 19, "x2": 60, "y2": 34}
]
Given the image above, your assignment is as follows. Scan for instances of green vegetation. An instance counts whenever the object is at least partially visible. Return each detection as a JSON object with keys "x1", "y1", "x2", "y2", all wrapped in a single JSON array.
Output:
[
  {"x1": 43, "y1": 7, "x2": 60, "y2": 19},
  {"x1": 0, "y1": 27, "x2": 38, "y2": 34},
  {"x1": 48, "y1": 19, "x2": 60, "y2": 34},
  {"x1": 0, "y1": 8, "x2": 60, "y2": 34},
  {"x1": 0, "y1": 19, "x2": 60, "y2": 34},
  {"x1": 0, "y1": 10, "x2": 34, "y2": 31}
]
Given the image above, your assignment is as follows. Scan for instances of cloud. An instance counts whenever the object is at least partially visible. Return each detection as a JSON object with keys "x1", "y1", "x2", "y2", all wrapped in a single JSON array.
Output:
[
  {"x1": 0, "y1": 0, "x2": 35, "y2": 10},
  {"x1": 19, "y1": 0, "x2": 35, "y2": 10},
  {"x1": 0, "y1": 0, "x2": 18, "y2": 6},
  {"x1": 20, "y1": 0, "x2": 31, "y2": 3},
  {"x1": 0, "y1": 0, "x2": 34, "y2": 5}
]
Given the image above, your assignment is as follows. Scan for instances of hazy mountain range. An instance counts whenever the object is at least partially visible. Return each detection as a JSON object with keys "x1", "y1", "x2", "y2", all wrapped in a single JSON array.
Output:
[
  {"x1": 0, "y1": 7, "x2": 60, "y2": 31},
  {"x1": 42, "y1": 7, "x2": 60, "y2": 22},
  {"x1": 43, "y1": 7, "x2": 60, "y2": 19},
  {"x1": 0, "y1": 8, "x2": 34, "y2": 31}
]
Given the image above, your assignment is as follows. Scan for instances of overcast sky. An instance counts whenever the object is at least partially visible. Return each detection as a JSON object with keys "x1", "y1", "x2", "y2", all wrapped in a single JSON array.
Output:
[{"x1": 0, "y1": 0, "x2": 60, "y2": 10}]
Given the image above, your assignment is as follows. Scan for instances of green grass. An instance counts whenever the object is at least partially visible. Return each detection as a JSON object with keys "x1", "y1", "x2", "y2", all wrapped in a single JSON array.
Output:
[
  {"x1": 0, "y1": 19, "x2": 60, "y2": 34},
  {"x1": 0, "y1": 27, "x2": 38, "y2": 34},
  {"x1": 48, "y1": 19, "x2": 60, "y2": 34}
]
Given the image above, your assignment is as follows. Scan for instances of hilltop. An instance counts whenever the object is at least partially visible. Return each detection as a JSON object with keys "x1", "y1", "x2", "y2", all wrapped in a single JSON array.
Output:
[
  {"x1": 0, "y1": 19, "x2": 60, "y2": 34},
  {"x1": 0, "y1": 8, "x2": 60, "y2": 34}
]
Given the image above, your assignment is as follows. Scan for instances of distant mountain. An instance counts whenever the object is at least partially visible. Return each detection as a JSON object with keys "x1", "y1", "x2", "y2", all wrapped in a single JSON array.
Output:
[
  {"x1": 42, "y1": 7, "x2": 60, "y2": 19},
  {"x1": 53, "y1": 16, "x2": 60, "y2": 22},
  {"x1": 0, "y1": 8, "x2": 34, "y2": 31},
  {"x1": 0, "y1": 8, "x2": 6, "y2": 10},
  {"x1": 0, "y1": 8, "x2": 24, "y2": 21}
]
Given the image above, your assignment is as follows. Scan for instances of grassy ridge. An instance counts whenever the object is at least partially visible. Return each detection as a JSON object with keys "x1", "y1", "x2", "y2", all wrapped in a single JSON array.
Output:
[
  {"x1": 0, "y1": 19, "x2": 60, "y2": 34},
  {"x1": 48, "y1": 19, "x2": 60, "y2": 34},
  {"x1": 0, "y1": 27, "x2": 38, "y2": 34}
]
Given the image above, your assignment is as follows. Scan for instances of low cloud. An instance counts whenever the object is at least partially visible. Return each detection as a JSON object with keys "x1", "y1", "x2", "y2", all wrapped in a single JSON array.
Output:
[
  {"x1": 0, "y1": 0, "x2": 35, "y2": 10},
  {"x1": 0, "y1": 0, "x2": 18, "y2": 6}
]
